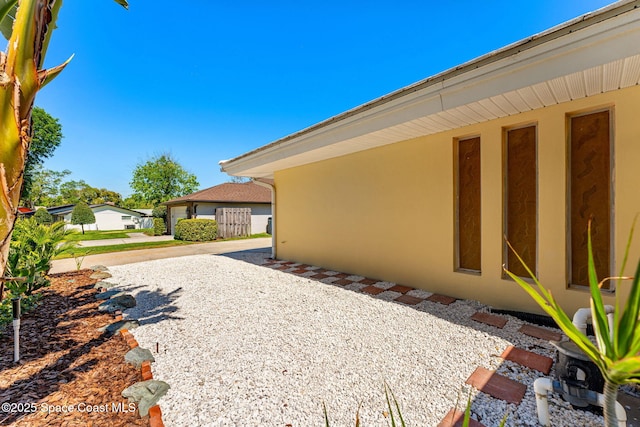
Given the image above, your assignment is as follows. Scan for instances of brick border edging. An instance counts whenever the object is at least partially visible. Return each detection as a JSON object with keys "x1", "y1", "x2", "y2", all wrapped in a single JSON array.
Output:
[{"x1": 120, "y1": 329, "x2": 165, "y2": 427}]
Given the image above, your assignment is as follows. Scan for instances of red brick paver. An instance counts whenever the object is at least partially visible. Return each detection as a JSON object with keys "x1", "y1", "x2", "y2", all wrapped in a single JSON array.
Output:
[
  {"x1": 388, "y1": 284, "x2": 414, "y2": 294},
  {"x1": 359, "y1": 278, "x2": 380, "y2": 285},
  {"x1": 362, "y1": 285, "x2": 385, "y2": 295},
  {"x1": 501, "y1": 346, "x2": 554, "y2": 374},
  {"x1": 437, "y1": 408, "x2": 487, "y2": 427},
  {"x1": 519, "y1": 324, "x2": 562, "y2": 341},
  {"x1": 466, "y1": 367, "x2": 527, "y2": 404},
  {"x1": 471, "y1": 312, "x2": 508, "y2": 329},
  {"x1": 395, "y1": 294, "x2": 423, "y2": 305},
  {"x1": 427, "y1": 294, "x2": 457, "y2": 305},
  {"x1": 333, "y1": 278, "x2": 354, "y2": 286}
]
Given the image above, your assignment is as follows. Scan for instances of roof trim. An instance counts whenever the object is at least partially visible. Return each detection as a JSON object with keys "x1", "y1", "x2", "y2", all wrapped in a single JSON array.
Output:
[{"x1": 220, "y1": 0, "x2": 640, "y2": 178}]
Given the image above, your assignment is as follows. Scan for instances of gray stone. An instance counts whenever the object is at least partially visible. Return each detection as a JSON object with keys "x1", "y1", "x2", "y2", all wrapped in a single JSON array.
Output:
[
  {"x1": 98, "y1": 319, "x2": 140, "y2": 335},
  {"x1": 94, "y1": 280, "x2": 118, "y2": 289},
  {"x1": 95, "y1": 290, "x2": 124, "y2": 300},
  {"x1": 90, "y1": 271, "x2": 112, "y2": 280},
  {"x1": 124, "y1": 346, "x2": 155, "y2": 369},
  {"x1": 90, "y1": 265, "x2": 109, "y2": 272},
  {"x1": 121, "y1": 380, "x2": 169, "y2": 417},
  {"x1": 98, "y1": 294, "x2": 136, "y2": 312},
  {"x1": 112, "y1": 294, "x2": 136, "y2": 308}
]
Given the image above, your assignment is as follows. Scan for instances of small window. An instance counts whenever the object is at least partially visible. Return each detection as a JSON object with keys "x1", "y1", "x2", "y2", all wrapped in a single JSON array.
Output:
[
  {"x1": 568, "y1": 109, "x2": 612, "y2": 288},
  {"x1": 504, "y1": 125, "x2": 537, "y2": 278},
  {"x1": 121, "y1": 215, "x2": 132, "y2": 221},
  {"x1": 455, "y1": 136, "x2": 481, "y2": 273}
]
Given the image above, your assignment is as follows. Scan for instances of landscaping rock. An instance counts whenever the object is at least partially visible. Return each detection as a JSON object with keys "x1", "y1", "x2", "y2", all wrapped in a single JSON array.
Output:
[
  {"x1": 98, "y1": 294, "x2": 136, "y2": 312},
  {"x1": 95, "y1": 290, "x2": 124, "y2": 300},
  {"x1": 98, "y1": 319, "x2": 140, "y2": 335},
  {"x1": 94, "y1": 281, "x2": 118, "y2": 290},
  {"x1": 90, "y1": 271, "x2": 113, "y2": 280},
  {"x1": 121, "y1": 380, "x2": 169, "y2": 417},
  {"x1": 124, "y1": 346, "x2": 155, "y2": 369},
  {"x1": 90, "y1": 265, "x2": 109, "y2": 272}
]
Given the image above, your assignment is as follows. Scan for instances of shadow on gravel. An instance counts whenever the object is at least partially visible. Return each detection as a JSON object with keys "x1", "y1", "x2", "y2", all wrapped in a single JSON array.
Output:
[
  {"x1": 220, "y1": 247, "x2": 272, "y2": 262},
  {"x1": 123, "y1": 287, "x2": 184, "y2": 326}
]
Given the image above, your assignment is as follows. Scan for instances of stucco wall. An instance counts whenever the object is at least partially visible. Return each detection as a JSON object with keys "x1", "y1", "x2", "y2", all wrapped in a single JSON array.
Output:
[{"x1": 274, "y1": 85, "x2": 640, "y2": 315}]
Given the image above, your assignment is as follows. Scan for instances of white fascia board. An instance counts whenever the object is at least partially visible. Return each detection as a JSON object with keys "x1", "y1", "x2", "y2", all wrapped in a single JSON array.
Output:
[
  {"x1": 221, "y1": 4, "x2": 640, "y2": 178},
  {"x1": 440, "y1": 11, "x2": 640, "y2": 110}
]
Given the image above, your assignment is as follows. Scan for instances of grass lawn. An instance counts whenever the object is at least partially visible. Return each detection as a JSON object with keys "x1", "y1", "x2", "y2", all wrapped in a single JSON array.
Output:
[
  {"x1": 65, "y1": 229, "x2": 154, "y2": 241},
  {"x1": 55, "y1": 233, "x2": 271, "y2": 259}
]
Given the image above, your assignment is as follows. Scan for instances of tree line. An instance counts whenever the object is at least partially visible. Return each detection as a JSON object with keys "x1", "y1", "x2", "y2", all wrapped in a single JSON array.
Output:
[{"x1": 22, "y1": 109, "x2": 200, "y2": 210}]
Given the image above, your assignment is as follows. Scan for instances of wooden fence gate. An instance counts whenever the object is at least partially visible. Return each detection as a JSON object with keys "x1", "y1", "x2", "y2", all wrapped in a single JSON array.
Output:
[{"x1": 215, "y1": 208, "x2": 251, "y2": 239}]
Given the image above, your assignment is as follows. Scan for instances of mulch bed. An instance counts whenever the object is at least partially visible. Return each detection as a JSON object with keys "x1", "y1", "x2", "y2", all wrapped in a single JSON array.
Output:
[{"x1": 0, "y1": 270, "x2": 150, "y2": 426}]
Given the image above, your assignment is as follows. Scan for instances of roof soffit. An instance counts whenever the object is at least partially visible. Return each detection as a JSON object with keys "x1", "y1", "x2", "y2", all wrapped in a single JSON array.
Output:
[{"x1": 221, "y1": 3, "x2": 640, "y2": 178}]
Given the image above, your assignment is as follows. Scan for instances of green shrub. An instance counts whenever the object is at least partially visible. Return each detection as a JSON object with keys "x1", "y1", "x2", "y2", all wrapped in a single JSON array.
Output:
[
  {"x1": 153, "y1": 217, "x2": 166, "y2": 236},
  {"x1": 174, "y1": 219, "x2": 217, "y2": 241},
  {"x1": 33, "y1": 207, "x2": 53, "y2": 225},
  {"x1": 152, "y1": 205, "x2": 167, "y2": 220},
  {"x1": 6, "y1": 218, "x2": 77, "y2": 296}
]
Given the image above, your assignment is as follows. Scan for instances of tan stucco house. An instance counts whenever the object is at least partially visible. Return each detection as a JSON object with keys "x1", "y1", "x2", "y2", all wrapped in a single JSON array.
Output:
[
  {"x1": 220, "y1": 1, "x2": 640, "y2": 315},
  {"x1": 163, "y1": 182, "x2": 272, "y2": 235}
]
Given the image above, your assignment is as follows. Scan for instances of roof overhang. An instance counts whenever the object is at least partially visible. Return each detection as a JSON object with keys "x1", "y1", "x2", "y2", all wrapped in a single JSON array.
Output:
[{"x1": 220, "y1": 0, "x2": 640, "y2": 179}]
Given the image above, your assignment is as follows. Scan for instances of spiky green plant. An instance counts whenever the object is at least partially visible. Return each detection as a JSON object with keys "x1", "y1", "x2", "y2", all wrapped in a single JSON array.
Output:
[
  {"x1": 504, "y1": 220, "x2": 640, "y2": 426},
  {"x1": 6, "y1": 217, "x2": 76, "y2": 296},
  {"x1": 0, "y1": 0, "x2": 128, "y2": 300}
]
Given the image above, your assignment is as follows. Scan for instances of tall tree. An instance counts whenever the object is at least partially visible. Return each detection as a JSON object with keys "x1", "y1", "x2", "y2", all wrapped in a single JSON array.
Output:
[
  {"x1": 21, "y1": 107, "x2": 63, "y2": 207},
  {"x1": 58, "y1": 179, "x2": 122, "y2": 205},
  {"x1": 70, "y1": 202, "x2": 95, "y2": 234},
  {"x1": 130, "y1": 153, "x2": 199, "y2": 205},
  {"x1": 22, "y1": 166, "x2": 70, "y2": 207},
  {"x1": 0, "y1": 0, "x2": 129, "y2": 285}
]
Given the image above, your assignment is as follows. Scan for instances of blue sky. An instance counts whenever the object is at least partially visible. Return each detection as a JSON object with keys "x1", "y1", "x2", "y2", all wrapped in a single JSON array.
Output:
[{"x1": 29, "y1": 0, "x2": 615, "y2": 198}]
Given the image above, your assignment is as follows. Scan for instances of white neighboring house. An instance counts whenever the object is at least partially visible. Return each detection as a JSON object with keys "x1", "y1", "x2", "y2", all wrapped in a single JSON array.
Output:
[
  {"x1": 163, "y1": 181, "x2": 272, "y2": 235},
  {"x1": 47, "y1": 204, "x2": 153, "y2": 231}
]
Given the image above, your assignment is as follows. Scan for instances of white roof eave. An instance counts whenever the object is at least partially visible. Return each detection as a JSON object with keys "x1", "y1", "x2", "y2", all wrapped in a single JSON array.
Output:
[{"x1": 220, "y1": 0, "x2": 640, "y2": 179}]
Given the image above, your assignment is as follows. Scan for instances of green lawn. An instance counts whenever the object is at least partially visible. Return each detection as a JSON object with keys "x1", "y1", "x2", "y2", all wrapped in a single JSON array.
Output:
[
  {"x1": 57, "y1": 239, "x2": 196, "y2": 259},
  {"x1": 55, "y1": 233, "x2": 271, "y2": 259},
  {"x1": 65, "y1": 229, "x2": 154, "y2": 241}
]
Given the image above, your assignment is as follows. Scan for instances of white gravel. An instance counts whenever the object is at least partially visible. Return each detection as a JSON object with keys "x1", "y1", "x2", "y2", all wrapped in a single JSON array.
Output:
[{"x1": 108, "y1": 252, "x2": 605, "y2": 427}]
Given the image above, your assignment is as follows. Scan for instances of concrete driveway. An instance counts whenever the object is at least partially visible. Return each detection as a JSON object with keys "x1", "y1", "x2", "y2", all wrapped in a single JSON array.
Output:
[{"x1": 51, "y1": 237, "x2": 272, "y2": 274}]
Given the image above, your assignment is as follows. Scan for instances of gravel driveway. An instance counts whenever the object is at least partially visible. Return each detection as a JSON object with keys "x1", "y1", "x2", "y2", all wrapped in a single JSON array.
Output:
[{"x1": 109, "y1": 251, "x2": 605, "y2": 426}]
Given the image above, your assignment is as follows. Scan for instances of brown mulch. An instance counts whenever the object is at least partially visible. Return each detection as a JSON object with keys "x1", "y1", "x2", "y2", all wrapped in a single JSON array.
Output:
[{"x1": 0, "y1": 270, "x2": 150, "y2": 426}]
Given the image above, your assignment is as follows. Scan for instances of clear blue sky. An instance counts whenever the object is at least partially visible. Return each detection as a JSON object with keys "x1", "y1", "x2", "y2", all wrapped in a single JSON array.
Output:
[{"x1": 30, "y1": 0, "x2": 615, "y2": 198}]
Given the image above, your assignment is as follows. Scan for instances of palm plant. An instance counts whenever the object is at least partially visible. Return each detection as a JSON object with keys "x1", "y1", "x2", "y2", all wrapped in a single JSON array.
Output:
[
  {"x1": 0, "y1": 0, "x2": 128, "y2": 300},
  {"x1": 504, "y1": 220, "x2": 640, "y2": 426},
  {"x1": 6, "y1": 217, "x2": 76, "y2": 296}
]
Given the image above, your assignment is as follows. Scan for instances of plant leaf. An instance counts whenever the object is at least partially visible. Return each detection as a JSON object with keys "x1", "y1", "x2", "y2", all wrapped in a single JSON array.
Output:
[
  {"x1": 462, "y1": 392, "x2": 472, "y2": 427},
  {"x1": 322, "y1": 402, "x2": 330, "y2": 427},
  {"x1": 113, "y1": 0, "x2": 129, "y2": 9},
  {"x1": 617, "y1": 232, "x2": 640, "y2": 356},
  {"x1": 0, "y1": 0, "x2": 17, "y2": 40},
  {"x1": 587, "y1": 221, "x2": 614, "y2": 357},
  {"x1": 37, "y1": 54, "x2": 73, "y2": 88}
]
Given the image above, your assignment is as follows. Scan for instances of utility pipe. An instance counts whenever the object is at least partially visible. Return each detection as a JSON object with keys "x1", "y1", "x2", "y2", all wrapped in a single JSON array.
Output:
[
  {"x1": 252, "y1": 179, "x2": 276, "y2": 259},
  {"x1": 12, "y1": 297, "x2": 20, "y2": 362},
  {"x1": 572, "y1": 306, "x2": 615, "y2": 340},
  {"x1": 534, "y1": 377, "x2": 627, "y2": 426},
  {"x1": 534, "y1": 378, "x2": 552, "y2": 426},
  {"x1": 596, "y1": 392, "x2": 628, "y2": 426}
]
